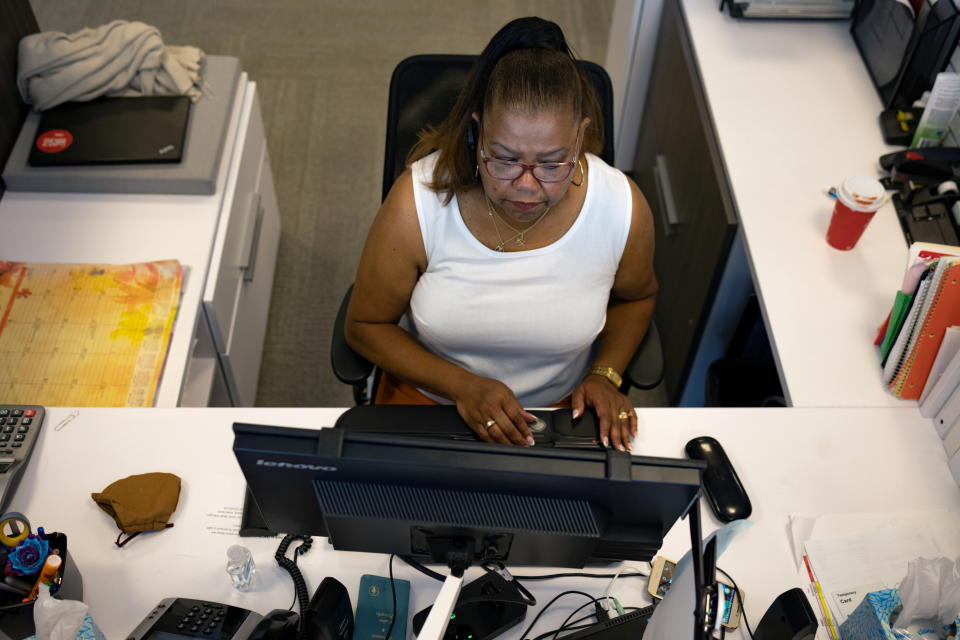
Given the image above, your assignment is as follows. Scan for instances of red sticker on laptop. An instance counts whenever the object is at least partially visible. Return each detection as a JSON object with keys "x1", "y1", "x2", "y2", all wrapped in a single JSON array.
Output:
[{"x1": 35, "y1": 129, "x2": 73, "y2": 153}]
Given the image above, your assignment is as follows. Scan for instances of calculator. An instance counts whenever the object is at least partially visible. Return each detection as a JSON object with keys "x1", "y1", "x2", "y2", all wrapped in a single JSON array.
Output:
[{"x1": 0, "y1": 405, "x2": 44, "y2": 512}]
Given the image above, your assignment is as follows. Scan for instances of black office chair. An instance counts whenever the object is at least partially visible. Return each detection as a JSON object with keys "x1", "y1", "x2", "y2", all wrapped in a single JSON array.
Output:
[{"x1": 331, "y1": 54, "x2": 663, "y2": 405}]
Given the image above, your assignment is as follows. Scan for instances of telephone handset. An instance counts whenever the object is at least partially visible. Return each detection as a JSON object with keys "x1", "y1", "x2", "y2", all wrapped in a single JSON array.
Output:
[{"x1": 127, "y1": 598, "x2": 299, "y2": 640}]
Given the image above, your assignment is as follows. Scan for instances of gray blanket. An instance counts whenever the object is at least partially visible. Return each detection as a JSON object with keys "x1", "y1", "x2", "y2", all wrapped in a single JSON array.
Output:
[{"x1": 18, "y1": 20, "x2": 204, "y2": 111}]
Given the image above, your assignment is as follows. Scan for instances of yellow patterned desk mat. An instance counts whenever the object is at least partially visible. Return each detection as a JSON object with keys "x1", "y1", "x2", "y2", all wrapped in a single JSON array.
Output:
[{"x1": 0, "y1": 260, "x2": 182, "y2": 407}]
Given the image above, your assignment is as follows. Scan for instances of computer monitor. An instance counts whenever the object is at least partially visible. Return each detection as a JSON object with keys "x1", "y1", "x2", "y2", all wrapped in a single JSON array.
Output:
[
  {"x1": 232, "y1": 422, "x2": 711, "y2": 640},
  {"x1": 233, "y1": 423, "x2": 703, "y2": 567}
]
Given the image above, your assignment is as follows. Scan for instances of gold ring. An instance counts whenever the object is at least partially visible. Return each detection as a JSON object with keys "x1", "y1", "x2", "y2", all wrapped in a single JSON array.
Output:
[
  {"x1": 618, "y1": 411, "x2": 630, "y2": 420},
  {"x1": 484, "y1": 419, "x2": 497, "y2": 429}
]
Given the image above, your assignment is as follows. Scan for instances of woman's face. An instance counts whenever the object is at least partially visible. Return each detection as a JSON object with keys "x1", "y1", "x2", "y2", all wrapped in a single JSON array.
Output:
[{"x1": 475, "y1": 104, "x2": 588, "y2": 224}]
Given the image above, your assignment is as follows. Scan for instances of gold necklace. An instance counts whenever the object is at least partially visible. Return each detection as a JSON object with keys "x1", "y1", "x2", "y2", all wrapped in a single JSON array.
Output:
[{"x1": 485, "y1": 196, "x2": 551, "y2": 251}]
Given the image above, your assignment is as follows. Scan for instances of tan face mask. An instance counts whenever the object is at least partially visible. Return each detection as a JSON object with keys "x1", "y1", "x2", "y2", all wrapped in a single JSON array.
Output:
[{"x1": 90, "y1": 472, "x2": 181, "y2": 547}]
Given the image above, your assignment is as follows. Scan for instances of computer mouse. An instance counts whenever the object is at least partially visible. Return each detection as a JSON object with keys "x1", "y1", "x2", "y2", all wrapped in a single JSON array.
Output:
[{"x1": 527, "y1": 416, "x2": 547, "y2": 433}]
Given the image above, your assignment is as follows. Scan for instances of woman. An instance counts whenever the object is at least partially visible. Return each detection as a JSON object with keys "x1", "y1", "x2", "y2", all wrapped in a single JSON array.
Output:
[{"x1": 345, "y1": 17, "x2": 656, "y2": 451}]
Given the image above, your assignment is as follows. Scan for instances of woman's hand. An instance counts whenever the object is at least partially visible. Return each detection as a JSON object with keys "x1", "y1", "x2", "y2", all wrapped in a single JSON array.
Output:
[
  {"x1": 451, "y1": 375, "x2": 536, "y2": 446},
  {"x1": 571, "y1": 376, "x2": 636, "y2": 451}
]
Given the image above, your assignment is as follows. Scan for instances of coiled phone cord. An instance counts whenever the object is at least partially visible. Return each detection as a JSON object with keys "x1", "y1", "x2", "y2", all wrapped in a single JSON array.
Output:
[{"x1": 275, "y1": 534, "x2": 313, "y2": 640}]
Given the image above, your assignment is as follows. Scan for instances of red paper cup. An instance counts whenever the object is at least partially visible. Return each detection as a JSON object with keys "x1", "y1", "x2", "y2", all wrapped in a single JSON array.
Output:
[{"x1": 826, "y1": 176, "x2": 885, "y2": 250}]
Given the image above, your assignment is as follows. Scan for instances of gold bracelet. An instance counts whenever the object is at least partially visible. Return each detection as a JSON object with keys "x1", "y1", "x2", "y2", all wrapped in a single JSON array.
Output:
[{"x1": 587, "y1": 366, "x2": 623, "y2": 388}]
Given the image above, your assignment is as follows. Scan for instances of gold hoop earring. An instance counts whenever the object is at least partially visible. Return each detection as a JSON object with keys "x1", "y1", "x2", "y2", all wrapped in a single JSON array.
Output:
[
  {"x1": 475, "y1": 164, "x2": 480, "y2": 180},
  {"x1": 570, "y1": 158, "x2": 585, "y2": 187}
]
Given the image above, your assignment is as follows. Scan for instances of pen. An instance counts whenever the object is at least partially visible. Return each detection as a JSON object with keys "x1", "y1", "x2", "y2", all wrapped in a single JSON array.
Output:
[{"x1": 803, "y1": 554, "x2": 838, "y2": 640}]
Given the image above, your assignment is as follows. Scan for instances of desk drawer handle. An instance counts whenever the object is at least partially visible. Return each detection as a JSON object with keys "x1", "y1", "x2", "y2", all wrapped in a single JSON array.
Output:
[
  {"x1": 653, "y1": 154, "x2": 682, "y2": 235},
  {"x1": 241, "y1": 194, "x2": 264, "y2": 284}
]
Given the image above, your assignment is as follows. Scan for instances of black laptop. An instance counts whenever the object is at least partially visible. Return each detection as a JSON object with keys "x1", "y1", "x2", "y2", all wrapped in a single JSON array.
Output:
[{"x1": 28, "y1": 95, "x2": 190, "y2": 166}]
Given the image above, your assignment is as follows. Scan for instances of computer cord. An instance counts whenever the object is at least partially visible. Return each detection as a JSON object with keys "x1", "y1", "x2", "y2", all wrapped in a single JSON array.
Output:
[
  {"x1": 530, "y1": 613, "x2": 597, "y2": 640},
  {"x1": 518, "y1": 591, "x2": 601, "y2": 640},
  {"x1": 383, "y1": 554, "x2": 397, "y2": 640},
  {"x1": 275, "y1": 534, "x2": 313, "y2": 640},
  {"x1": 716, "y1": 567, "x2": 753, "y2": 640},
  {"x1": 398, "y1": 555, "x2": 649, "y2": 585},
  {"x1": 511, "y1": 570, "x2": 648, "y2": 581},
  {"x1": 399, "y1": 555, "x2": 446, "y2": 581},
  {"x1": 400, "y1": 556, "x2": 538, "y2": 610},
  {"x1": 481, "y1": 563, "x2": 537, "y2": 606},
  {"x1": 601, "y1": 565, "x2": 647, "y2": 614},
  {"x1": 555, "y1": 598, "x2": 607, "y2": 640},
  {"x1": 534, "y1": 604, "x2": 648, "y2": 640}
]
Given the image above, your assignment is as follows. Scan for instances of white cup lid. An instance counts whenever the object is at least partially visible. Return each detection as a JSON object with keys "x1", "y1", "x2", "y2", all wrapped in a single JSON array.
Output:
[{"x1": 839, "y1": 176, "x2": 885, "y2": 212}]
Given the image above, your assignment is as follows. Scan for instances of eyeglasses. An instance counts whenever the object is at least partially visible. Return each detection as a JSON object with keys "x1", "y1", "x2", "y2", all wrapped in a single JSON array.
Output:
[{"x1": 478, "y1": 127, "x2": 581, "y2": 184}]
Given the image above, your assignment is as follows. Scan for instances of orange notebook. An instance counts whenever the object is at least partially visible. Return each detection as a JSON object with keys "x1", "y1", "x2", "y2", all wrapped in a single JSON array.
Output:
[{"x1": 894, "y1": 261, "x2": 960, "y2": 399}]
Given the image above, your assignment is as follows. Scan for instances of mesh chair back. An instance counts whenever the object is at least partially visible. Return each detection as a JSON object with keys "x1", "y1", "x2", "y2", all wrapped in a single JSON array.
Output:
[{"x1": 382, "y1": 54, "x2": 615, "y2": 202}]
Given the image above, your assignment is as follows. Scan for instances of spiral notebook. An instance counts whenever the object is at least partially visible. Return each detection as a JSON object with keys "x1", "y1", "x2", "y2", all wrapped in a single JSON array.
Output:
[
  {"x1": 883, "y1": 269, "x2": 934, "y2": 385},
  {"x1": 888, "y1": 258, "x2": 960, "y2": 398}
]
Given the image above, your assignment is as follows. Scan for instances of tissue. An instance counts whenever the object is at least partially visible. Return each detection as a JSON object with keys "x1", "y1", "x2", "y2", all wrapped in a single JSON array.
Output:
[
  {"x1": 32, "y1": 584, "x2": 105, "y2": 640},
  {"x1": 894, "y1": 557, "x2": 960, "y2": 638}
]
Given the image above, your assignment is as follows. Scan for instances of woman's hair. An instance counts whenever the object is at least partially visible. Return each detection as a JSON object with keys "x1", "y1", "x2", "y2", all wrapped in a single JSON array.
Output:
[{"x1": 407, "y1": 17, "x2": 604, "y2": 204}]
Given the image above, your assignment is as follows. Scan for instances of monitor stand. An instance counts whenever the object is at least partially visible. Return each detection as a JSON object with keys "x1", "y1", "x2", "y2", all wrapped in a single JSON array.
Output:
[
  {"x1": 415, "y1": 572, "x2": 464, "y2": 640},
  {"x1": 415, "y1": 538, "x2": 475, "y2": 640}
]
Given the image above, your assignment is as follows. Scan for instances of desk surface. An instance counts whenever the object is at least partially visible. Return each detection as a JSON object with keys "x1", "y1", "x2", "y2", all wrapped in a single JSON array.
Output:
[
  {"x1": 0, "y1": 78, "x2": 251, "y2": 408},
  {"x1": 10, "y1": 406, "x2": 958, "y2": 638},
  {"x1": 682, "y1": 1, "x2": 909, "y2": 408}
]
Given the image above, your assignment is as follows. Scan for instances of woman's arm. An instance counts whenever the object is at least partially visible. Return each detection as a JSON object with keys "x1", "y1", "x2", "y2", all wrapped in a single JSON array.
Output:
[
  {"x1": 571, "y1": 176, "x2": 658, "y2": 451},
  {"x1": 345, "y1": 171, "x2": 535, "y2": 446}
]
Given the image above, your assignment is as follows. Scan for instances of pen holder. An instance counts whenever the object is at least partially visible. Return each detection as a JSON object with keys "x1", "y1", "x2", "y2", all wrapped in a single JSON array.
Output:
[{"x1": 0, "y1": 533, "x2": 83, "y2": 639}]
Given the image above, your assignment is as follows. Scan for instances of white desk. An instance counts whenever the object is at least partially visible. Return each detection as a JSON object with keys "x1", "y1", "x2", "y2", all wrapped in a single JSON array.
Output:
[
  {"x1": 680, "y1": 0, "x2": 910, "y2": 408},
  {"x1": 0, "y1": 77, "x2": 280, "y2": 408},
  {"x1": 10, "y1": 407, "x2": 958, "y2": 638}
]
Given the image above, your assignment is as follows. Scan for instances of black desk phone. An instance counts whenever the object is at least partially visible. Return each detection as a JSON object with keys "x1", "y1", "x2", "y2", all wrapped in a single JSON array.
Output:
[{"x1": 127, "y1": 598, "x2": 298, "y2": 640}]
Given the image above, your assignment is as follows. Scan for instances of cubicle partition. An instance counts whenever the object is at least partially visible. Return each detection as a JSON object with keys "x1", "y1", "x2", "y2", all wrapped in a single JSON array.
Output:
[{"x1": 0, "y1": 0, "x2": 37, "y2": 200}]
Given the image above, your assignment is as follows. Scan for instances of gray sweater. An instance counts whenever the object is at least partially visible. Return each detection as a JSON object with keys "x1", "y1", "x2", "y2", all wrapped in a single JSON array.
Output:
[{"x1": 17, "y1": 20, "x2": 203, "y2": 111}]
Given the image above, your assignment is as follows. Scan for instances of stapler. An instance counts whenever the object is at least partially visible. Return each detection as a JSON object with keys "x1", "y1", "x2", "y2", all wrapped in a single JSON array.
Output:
[
  {"x1": 879, "y1": 148, "x2": 960, "y2": 244},
  {"x1": 880, "y1": 147, "x2": 960, "y2": 188},
  {"x1": 893, "y1": 179, "x2": 960, "y2": 245}
]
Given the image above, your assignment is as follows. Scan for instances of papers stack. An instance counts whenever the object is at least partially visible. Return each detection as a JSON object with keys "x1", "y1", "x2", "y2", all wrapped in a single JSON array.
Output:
[{"x1": 791, "y1": 511, "x2": 960, "y2": 638}]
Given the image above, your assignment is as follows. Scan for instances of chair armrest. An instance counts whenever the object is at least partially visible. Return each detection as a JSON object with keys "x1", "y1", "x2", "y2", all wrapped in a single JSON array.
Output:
[
  {"x1": 624, "y1": 320, "x2": 664, "y2": 391},
  {"x1": 331, "y1": 284, "x2": 374, "y2": 385}
]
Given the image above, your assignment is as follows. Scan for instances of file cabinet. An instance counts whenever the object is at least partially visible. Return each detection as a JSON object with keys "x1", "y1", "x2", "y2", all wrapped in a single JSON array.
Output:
[{"x1": 182, "y1": 86, "x2": 280, "y2": 407}]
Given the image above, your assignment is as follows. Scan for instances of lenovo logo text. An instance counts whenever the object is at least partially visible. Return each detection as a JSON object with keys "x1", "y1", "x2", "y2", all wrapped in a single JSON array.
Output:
[{"x1": 256, "y1": 459, "x2": 337, "y2": 472}]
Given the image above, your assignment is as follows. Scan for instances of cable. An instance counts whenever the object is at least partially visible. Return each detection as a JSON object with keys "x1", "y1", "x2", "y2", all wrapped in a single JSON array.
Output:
[
  {"x1": 519, "y1": 591, "x2": 597, "y2": 640},
  {"x1": 384, "y1": 555, "x2": 397, "y2": 640},
  {"x1": 554, "y1": 598, "x2": 604, "y2": 640},
  {"x1": 396, "y1": 558, "x2": 649, "y2": 584},
  {"x1": 275, "y1": 534, "x2": 313, "y2": 640},
  {"x1": 532, "y1": 605, "x2": 651, "y2": 640},
  {"x1": 511, "y1": 570, "x2": 648, "y2": 581},
  {"x1": 480, "y1": 563, "x2": 537, "y2": 606},
  {"x1": 716, "y1": 567, "x2": 753, "y2": 640},
  {"x1": 398, "y1": 555, "x2": 446, "y2": 581},
  {"x1": 529, "y1": 614, "x2": 596, "y2": 640},
  {"x1": 531, "y1": 623, "x2": 595, "y2": 640},
  {"x1": 602, "y1": 565, "x2": 647, "y2": 612}
]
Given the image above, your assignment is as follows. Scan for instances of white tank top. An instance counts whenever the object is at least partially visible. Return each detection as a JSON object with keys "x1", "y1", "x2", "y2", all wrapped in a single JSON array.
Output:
[{"x1": 406, "y1": 151, "x2": 632, "y2": 407}]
